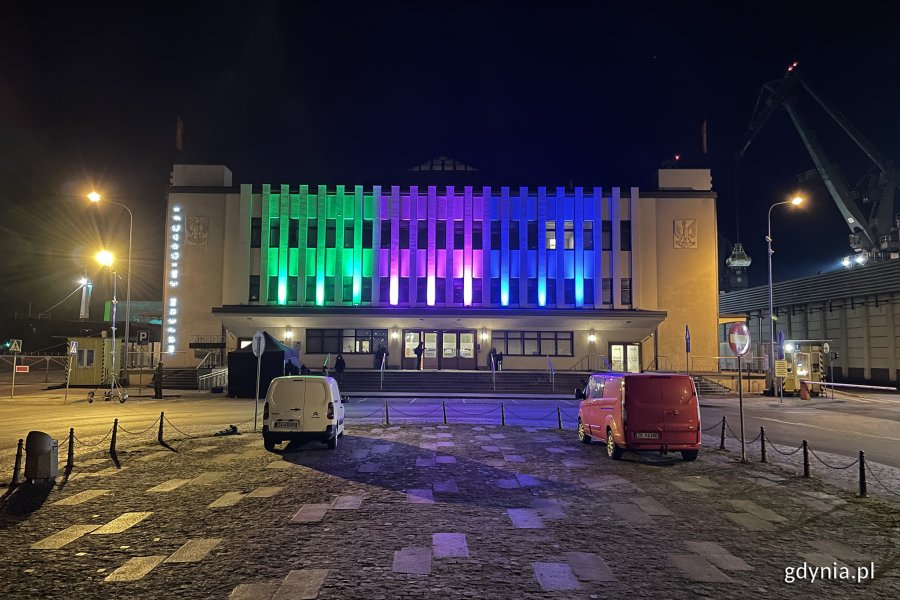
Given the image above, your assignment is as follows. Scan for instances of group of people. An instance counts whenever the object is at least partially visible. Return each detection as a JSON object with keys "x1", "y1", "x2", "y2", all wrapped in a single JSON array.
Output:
[{"x1": 487, "y1": 347, "x2": 504, "y2": 371}]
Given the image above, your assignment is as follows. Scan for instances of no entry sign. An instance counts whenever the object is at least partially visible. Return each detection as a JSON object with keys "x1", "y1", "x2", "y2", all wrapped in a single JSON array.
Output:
[{"x1": 728, "y1": 322, "x2": 752, "y2": 356}]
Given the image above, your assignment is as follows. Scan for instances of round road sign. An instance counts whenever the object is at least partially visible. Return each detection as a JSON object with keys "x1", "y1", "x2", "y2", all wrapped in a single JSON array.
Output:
[{"x1": 728, "y1": 322, "x2": 752, "y2": 356}]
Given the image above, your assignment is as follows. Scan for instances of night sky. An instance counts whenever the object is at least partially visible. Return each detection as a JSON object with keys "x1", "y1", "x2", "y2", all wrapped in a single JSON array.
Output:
[{"x1": 2, "y1": 1, "x2": 899, "y2": 324}]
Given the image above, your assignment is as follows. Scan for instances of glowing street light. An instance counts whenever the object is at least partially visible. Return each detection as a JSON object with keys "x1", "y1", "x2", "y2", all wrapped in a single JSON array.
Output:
[
  {"x1": 95, "y1": 249, "x2": 114, "y2": 267},
  {"x1": 767, "y1": 194, "x2": 805, "y2": 396},
  {"x1": 94, "y1": 250, "x2": 125, "y2": 401},
  {"x1": 88, "y1": 191, "x2": 134, "y2": 372}
]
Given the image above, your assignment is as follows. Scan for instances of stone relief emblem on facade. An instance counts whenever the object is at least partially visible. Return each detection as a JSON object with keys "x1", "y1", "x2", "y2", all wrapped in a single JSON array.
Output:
[
  {"x1": 673, "y1": 219, "x2": 697, "y2": 249},
  {"x1": 186, "y1": 216, "x2": 209, "y2": 246}
]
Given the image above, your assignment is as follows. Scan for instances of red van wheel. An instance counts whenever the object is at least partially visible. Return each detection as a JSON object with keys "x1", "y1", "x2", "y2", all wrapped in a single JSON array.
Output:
[
  {"x1": 681, "y1": 450, "x2": 699, "y2": 461},
  {"x1": 606, "y1": 429, "x2": 623, "y2": 460},
  {"x1": 577, "y1": 419, "x2": 591, "y2": 444}
]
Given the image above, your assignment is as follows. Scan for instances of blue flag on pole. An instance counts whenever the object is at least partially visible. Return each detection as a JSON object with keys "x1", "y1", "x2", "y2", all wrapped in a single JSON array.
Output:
[{"x1": 685, "y1": 325, "x2": 691, "y2": 353}]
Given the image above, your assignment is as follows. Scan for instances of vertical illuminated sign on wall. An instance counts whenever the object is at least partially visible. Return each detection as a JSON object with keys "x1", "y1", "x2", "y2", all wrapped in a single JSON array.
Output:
[{"x1": 166, "y1": 205, "x2": 182, "y2": 353}]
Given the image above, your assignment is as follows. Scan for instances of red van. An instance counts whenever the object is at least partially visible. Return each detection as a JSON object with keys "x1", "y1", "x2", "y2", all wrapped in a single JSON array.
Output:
[{"x1": 576, "y1": 372, "x2": 701, "y2": 461}]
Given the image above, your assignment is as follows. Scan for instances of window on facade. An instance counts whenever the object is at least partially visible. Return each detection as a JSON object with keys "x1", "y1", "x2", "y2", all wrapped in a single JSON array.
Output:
[
  {"x1": 584, "y1": 221, "x2": 594, "y2": 249},
  {"x1": 308, "y1": 223, "x2": 319, "y2": 247},
  {"x1": 509, "y1": 222, "x2": 520, "y2": 249},
  {"x1": 362, "y1": 278, "x2": 373, "y2": 303},
  {"x1": 620, "y1": 220, "x2": 632, "y2": 251},
  {"x1": 436, "y1": 277, "x2": 446, "y2": 301},
  {"x1": 621, "y1": 278, "x2": 632, "y2": 304},
  {"x1": 380, "y1": 222, "x2": 391, "y2": 248},
  {"x1": 436, "y1": 221, "x2": 447, "y2": 249},
  {"x1": 564, "y1": 279, "x2": 575, "y2": 304},
  {"x1": 269, "y1": 219, "x2": 280, "y2": 246},
  {"x1": 416, "y1": 277, "x2": 427, "y2": 303},
  {"x1": 76, "y1": 348, "x2": 95, "y2": 367},
  {"x1": 249, "y1": 275, "x2": 260, "y2": 301},
  {"x1": 583, "y1": 279, "x2": 594, "y2": 303},
  {"x1": 492, "y1": 331, "x2": 574, "y2": 356},
  {"x1": 509, "y1": 278, "x2": 520, "y2": 304},
  {"x1": 473, "y1": 221, "x2": 483, "y2": 248},
  {"x1": 545, "y1": 221, "x2": 556, "y2": 249},
  {"x1": 325, "y1": 221, "x2": 336, "y2": 246},
  {"x1": 399, "y1": 221, "x2": 410, "y2": 249},
  {"x1": 339, "y1": 328, "x2": 388, "y2": 353},
  {"x1": 344, "y1": 224, "x2": 354, "y2": 247},
  {"x1": 527, "y1": 221, "x2": 538, "y2": 249},
  {"x1": 325, "y1": 276, "x2": 335, "y2": 303},
  {"x1": 379, "y1": 277, "x2": 390, "y2": 302},
  {"x1": 602, "y1": 220, "x2": 612, "y2": 251},
  {"x1": 490, "y1": 278, "x2": 501, "y2": 304},
  {"x1": 342, "y1": 277, "x2": 353, "y2": 301},
  {"x1": 417, "y1": 221, "x2": 428, "y2": 247},
  {"x1": 251, "y1": 218, "x2": 262, "y2": 248},
  {"x1": 399, "y1": 278, "x2": 410, "y2": 303},
  {"x1": 491, "y1": 222, "x2": 501, "y2": 248},
  {"x1": 564, "y1": 221, "x2": 575, "y2": 249},
  {"x1": 267, "y1": 276, "x2": 278, "y2": 302},
  {"x1": 288, "y1": 219, "x2": 299, "y2": 247},
  {"x1": 306, "y1": 329, "x2": 341, "y2": 354},
  {"x1": 473, "y1": 277, "x2": 482, "y2": 302},
  {"x1": 306, "y1": 276, "x2": 317, "y2": 302},
  {"x1": 527, "y1": 278, "x2": 537, "y2": 304},
  {"x1": 602, "y1": 278, "x2": 612, "y2": 304},
  {"x1": 287, "y1": 276, "x2": 298, "y2": 303},
  {"x1": 454, "y1": 221, "x2": 464, "y2": 248},
  {"x1": 452, "y1": 279, "x2": 463, "y2": 303},
  {"x1": 363, "y1": 220, "x2": 373, "y2": 248},
  {"x1": 546, "y1": 279, "x2": 556, "y2": 305}
]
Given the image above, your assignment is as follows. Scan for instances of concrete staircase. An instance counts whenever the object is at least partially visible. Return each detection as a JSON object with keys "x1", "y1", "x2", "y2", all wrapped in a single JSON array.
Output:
[
  {"x1": 691, "y1": 375, "x2": 732, "y2": 396},
  {"x1": 337, "y1": 369, "x2": 590, "y2": 397},
  {"x1": 161, "y1": 368, "x2": 200, "y2": 390}
]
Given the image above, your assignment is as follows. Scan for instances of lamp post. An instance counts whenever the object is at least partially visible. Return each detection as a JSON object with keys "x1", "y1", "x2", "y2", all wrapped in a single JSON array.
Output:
[
  {"x1": 89, "y1": 192, "x2": 134, "y2": 376},
  {"x1": 767, "y1": 195, "x2": 804, "y2": 395},
  {"x1": 95, "y1": 250, "x2": 125, "y2": 402}
]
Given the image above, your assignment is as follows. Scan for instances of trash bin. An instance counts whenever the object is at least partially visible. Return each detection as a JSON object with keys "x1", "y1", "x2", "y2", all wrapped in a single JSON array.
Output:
[{"x1": 24, "y1": 431, "x2": 58, "y2": 480}]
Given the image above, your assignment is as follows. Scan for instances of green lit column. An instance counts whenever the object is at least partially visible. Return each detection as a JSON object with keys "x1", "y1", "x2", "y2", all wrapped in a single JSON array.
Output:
[
  {"x1": 277, "y1": 185, "x2": 290, "y2": 305},
  {"x1": 353, "y1": 186, "x2": 363, "y2": 304},
  {"x1": 316, "y1": 186, "x2": 327, "y2": 306}
]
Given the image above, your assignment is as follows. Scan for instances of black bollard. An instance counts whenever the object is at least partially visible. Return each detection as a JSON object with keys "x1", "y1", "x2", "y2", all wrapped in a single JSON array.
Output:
[
  {"x1": 557, "y1": 406, "x2": 563, "y2": 430},
  {"x1": 10, "y1": 438, "x2": 24, "y2": 488},
  {"x1": 719, "y1": 416, "x2": 727, "y2": 450},
  {"x1": 110, "y1": 419, "x2": 118, "y2": 455},
  {"x1": 385, "y1": 400, "x2": 390, "y2": 426},
  {"x1": 67, "y1": 428, "x2": 75, "y2": 471},
  {"x1": 501, "y1": 402, "x2": 506, "y2": 427},
  {"x1": 760, "y1": 427, "x2": 767, "y2": 463},
  {"x1": 157, "y1": 411, "x2": 165, "y2": 444},
  {"x1": 802, "y1": 440, "x2": 810, "y2": 478},
  {"x1": 858, "y1": 451, "x2": 868, "y2": 498},
  {"x1": 442, "y1": 400, "x2": 448, "y2": 425}
]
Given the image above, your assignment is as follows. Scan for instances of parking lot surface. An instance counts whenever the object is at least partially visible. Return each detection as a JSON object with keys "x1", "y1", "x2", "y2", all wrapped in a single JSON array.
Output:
[{"x1": 1, "y1": 424, "x2": 898, "y2": 599}]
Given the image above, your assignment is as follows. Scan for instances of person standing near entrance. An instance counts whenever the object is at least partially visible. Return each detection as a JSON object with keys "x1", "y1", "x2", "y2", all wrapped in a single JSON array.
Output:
[
  {"x1": 414, "y1": 341, "x2": 425, "y2": 370},
  {"x1": 152, "y1": 361, "x2": 164, "y2": 399},
  {"x1": 335, "y1": 353, "x2": 346, "y2": 383}
]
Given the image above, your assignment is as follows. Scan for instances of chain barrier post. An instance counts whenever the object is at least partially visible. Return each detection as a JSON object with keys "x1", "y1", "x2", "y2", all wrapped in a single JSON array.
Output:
[
  {"x1": 557, "y1": 406, "x2": 563, "y2": 430},
  {"x1": 158, "y1": 411, "x2": 165, "y2": 444},
  {"x1": 110, "y1": 419, "x2": 118, "y2": 455},
  {"x1": 719, "y1": 416, "x2": 727, "y2": 450},
  {"x1": 858, "y1": 450, "x2": 868, "y2": 498},
  {"x1": 385, "y1": 400, "x2": 390, "y2": 426},
  {"x1": 10, "y1": 438, "x2": 24, "y2": 488},
  {"x1": 442, "y1": 400, "x2": 448, "y2": 425},
  {"x1": 802, "y1": 440, "x2": 810, "y2": 478},
  {"x1": 66, "y1": 428, "x2": 75, "y2": 471},
  {"x1": 501, "y1": 402, "x2": 506, "y2": 426},
  {"x1": 759, "y1": 427, "x2": 767, "y2": 463}
]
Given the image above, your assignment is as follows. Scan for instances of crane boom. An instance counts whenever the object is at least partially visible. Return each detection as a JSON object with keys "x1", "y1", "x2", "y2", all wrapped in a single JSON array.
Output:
[{"x1": 738, "y1": 64, "x2": 900, "y2": 256}]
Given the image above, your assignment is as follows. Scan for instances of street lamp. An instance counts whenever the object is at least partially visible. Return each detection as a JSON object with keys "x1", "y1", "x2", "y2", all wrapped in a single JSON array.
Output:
[
  {"x1": 95, "y1": 250, "x2": 126, "y2": 402},
  {"x1": 89, "y1": 192, "x2": 134, "y2": 373},
  {"x1": 767, "y1": 195, "x2": 804, "y2": 395}
]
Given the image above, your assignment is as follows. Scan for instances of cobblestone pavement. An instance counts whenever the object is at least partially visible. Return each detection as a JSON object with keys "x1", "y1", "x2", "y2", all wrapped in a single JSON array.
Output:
[{"x1": 1, "y1": 424, "x2": 898, "y2": 599}]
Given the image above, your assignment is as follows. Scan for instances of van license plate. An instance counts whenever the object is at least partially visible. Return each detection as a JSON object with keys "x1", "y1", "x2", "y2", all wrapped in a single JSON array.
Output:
[
  {"x1": 275, "y1": 420, "x2": 298, "y2": 429},
  {"x1": 635, "y1": 432, "x2": 659, "y2": 439}
]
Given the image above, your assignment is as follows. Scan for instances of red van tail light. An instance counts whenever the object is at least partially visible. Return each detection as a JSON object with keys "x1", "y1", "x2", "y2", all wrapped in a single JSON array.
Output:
[
  {"x1": 327, "y1": 402, "x2": 334, "y2": 420},
  {"x1": 620, "y1": 382, "x2": 627, "y2": 426},
  {"x1": 263, "y1": 402, "x2": 270, "y2": 420}
]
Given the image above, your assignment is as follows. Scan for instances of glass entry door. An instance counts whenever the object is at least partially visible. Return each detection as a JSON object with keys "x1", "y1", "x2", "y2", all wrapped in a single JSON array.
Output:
[
  {"x1": 610, "y1": 343, "x2": 641, "y2": 373},
  {"x1": 403, "y1": 329, "x2": 478, "y2": 370}
]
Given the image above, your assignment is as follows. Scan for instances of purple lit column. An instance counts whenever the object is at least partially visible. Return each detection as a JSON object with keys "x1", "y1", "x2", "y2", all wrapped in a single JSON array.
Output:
[
  {"x1": 390, "y1": 186, "x2": 400, "y2": 305},
  {"x1": 427, "y1": 186, "x2": 437, "y2": 305},
  {"x1": 463, "y1": 187, "x2": 473, "y2": 306}
]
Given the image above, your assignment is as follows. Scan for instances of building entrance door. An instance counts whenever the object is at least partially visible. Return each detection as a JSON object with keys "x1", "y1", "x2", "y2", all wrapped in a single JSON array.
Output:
[
  {"x1": 402, "y1": 329, "x2": 477, "y2": 370},
  {"x1": 610, "y1": 343, "x2": 642, "y2": 373}
]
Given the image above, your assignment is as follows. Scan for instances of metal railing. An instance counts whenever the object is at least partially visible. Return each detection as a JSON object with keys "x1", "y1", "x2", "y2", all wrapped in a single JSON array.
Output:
[
  {"x1": 198, "y1": 367, "x2": 228, "y2": 391},
  {"x1": 196, "y1": 352, "x2": 213, "y2": 370},
  {"x1": 490, "y1": 354, "x2": 497, "y2": 391},
  {"x1": 566, "y1": 354, "x2": 611, "y2": 372},
  {"x1": 379, "y1": 353, "x2": 386, "y2": 390},
  {"x1": 647, "y1": 354, "x2": 673, "y2": 371},
  {"x1": 546, "y1": 355, "x2": 555, "y2": 391}
]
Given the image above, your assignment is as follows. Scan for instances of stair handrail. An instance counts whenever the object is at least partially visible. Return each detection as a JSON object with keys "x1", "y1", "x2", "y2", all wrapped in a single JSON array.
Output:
[
  {"x1": 490, "y1": 353, "x2": 496, "y2": 391},
  {"x1": 379, "y1": 352, "x2": 386, "y2": 390},
  {"x1": 196, "y1": 352, "x2": 212, "y2": 370},
  {"x1": 546, "y1": 355, "x2": 555, "y2": 391},
  {"x1": 198, "y1": 367, "x2": 228, "y2": 391}
]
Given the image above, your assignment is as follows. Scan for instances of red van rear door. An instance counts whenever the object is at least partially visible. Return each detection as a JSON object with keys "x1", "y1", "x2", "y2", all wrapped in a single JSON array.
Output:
[
  {"x1": 624, "y1": 376, "x2": 665, "y2": 441},
  {"x1": 657, "y1": 376, "x2": 699, "y2": 445}
]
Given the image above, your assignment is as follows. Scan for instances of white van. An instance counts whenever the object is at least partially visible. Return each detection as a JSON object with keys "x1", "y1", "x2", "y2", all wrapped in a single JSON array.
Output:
[{"x1": 262, "y1": 376, "x2": 345, "y2": 451}]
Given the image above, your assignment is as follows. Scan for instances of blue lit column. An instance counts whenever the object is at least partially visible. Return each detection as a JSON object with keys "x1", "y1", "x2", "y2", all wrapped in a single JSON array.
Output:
[
  {"x1": 500, "y1": 187, "x2": 510, "y2": 306},
  {"x1": 537, "y1": 187, "x2": 547, "y2": 306},
  {"x1": 574, "y1": 186, "x2": 584, "y2": 306}
]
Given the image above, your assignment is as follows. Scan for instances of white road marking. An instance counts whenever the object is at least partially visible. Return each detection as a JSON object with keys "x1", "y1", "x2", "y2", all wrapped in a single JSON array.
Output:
[{"x1": 754, "y1": 416, "x2": 900, "y2": 443}]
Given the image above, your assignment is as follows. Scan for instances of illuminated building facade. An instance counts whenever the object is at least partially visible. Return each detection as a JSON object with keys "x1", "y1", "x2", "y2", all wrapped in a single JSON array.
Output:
[{"x1": 165, "y1": 164, "x2": 719, "y2": 372}]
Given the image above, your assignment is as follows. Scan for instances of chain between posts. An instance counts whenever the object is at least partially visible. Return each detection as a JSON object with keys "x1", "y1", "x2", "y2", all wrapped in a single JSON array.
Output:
[
  {"x1": 117, "y1": 417, "x2": 162, "y2": 437},
  {"x1": 73, "y1": 428, "x2": 113, "y2": 447},
  {"x1": 809, "y1": 447, "x2": 860, "y2": 470}
]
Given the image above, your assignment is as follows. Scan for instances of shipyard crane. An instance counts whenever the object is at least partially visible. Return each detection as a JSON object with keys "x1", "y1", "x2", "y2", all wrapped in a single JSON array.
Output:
[{"x1": 738, "y1": 62, "x2": 900, "y2": 259}]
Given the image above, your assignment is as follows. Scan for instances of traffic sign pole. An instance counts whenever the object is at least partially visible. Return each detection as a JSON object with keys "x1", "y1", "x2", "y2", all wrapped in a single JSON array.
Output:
[
  {"x1": 252, "y1": 331, "x2": 266, "y2": 432},
  {"x1": 10, "y1": 353, "x2": 15, "y2": 399},
  {"x1": 728, "y1": 322, "x2": 752, "y2": 464}
]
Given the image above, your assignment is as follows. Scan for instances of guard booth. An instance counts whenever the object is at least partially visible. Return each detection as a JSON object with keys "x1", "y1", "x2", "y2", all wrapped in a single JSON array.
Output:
[
  {"x1": 781, "y1": 340, "x2": 825, "y2": 396},
  {"x1": 65, "y1": 336, "x2": 118, "y2": 387}
]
